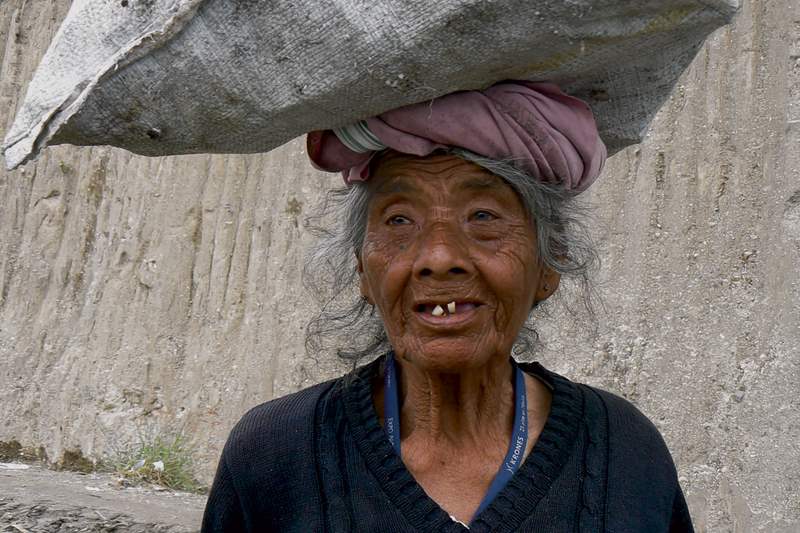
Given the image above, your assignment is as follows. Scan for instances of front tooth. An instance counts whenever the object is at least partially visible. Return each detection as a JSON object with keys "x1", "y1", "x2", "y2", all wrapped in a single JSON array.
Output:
[
  {"x1": 447, "y1": 301, "x2": 456, "y2": 314},
  {"x1": 432, "y1": 304, "x2": 445, "y2": 317}
]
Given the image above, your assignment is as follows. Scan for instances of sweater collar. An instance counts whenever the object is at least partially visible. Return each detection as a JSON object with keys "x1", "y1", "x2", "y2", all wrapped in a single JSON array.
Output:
[{"x1": 340, "y1": 355, "x2": 583, "y2": 533}]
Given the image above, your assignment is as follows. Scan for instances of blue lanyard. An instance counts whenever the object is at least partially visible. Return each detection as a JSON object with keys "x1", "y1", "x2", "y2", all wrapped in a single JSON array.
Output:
[{"x1": 383, "y1": 353, "x2": 528, "y2": 523}]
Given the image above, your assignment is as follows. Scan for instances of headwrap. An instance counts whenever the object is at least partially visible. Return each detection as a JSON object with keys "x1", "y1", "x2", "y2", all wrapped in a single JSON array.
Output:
[{"x1": 306, "y1": 81, "x2": 607, "y2": 193}]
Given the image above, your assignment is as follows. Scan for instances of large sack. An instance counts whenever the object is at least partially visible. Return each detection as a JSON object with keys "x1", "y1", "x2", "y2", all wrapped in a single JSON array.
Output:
[{"x1": 2, "y1": 0, "x2": 738, "y2": 170}]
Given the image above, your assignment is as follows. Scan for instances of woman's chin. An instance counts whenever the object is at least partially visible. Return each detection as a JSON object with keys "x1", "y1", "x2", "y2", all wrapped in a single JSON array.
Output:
[{"x1": 394, "y1": 338, "x2": 504, "y2": 373}]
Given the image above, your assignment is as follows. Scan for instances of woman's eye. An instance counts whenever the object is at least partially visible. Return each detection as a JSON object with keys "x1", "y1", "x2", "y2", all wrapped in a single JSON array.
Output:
[
  {"x1": 470, "y1": 210, "x2": 497, "y2": 222},
  {"x1": 387, "y1": 215, "x2": 412, "y2": 225}
]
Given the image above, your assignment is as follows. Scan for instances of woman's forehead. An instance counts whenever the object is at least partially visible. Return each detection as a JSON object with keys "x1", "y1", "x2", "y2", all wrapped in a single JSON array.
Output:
[{"x1": 369, "y1": 152, "x2": 511, "y2": 197}]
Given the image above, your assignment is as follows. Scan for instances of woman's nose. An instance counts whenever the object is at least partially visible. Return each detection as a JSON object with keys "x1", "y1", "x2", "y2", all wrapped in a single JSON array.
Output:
[{"x1": 413, "y1": 225, "x2": 472, "y2": 280}]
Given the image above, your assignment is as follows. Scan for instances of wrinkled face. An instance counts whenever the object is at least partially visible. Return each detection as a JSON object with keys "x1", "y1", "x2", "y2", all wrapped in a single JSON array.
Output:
[{"x1": 358, "y1": 151, "x2": 560, "y2": 371}]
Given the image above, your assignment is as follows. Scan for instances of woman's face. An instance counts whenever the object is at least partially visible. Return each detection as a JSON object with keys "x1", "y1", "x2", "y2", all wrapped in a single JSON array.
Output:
[{"x1": 358, "y1": 151, "x2": 560, "y2": 371}]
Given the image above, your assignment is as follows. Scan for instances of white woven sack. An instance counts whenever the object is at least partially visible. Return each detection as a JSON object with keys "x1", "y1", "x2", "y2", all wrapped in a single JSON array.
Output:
[{"x1": 2, "y1": 0, "x2": 738, "y2": 170}]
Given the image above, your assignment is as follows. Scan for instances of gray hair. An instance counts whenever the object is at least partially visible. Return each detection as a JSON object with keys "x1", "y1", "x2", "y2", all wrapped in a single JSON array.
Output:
[{"x1": 303, "y1": 149, "x2": 599, "y2": 363}]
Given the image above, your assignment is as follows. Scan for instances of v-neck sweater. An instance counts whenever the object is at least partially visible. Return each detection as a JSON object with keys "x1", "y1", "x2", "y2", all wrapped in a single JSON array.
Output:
[{"x1": 202, "y1": 358, "x2": 694, "y2": 532}]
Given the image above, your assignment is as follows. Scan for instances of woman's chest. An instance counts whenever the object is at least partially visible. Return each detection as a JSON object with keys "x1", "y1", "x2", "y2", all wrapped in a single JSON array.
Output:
[{"x1": 405, "y1": 456, "x2": 498, "y2": 524}]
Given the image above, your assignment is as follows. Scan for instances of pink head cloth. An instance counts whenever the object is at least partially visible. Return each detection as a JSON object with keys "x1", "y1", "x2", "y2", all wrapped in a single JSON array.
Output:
[{"x1": 306, "y1": 81, "x2": 607, "y2": 193}]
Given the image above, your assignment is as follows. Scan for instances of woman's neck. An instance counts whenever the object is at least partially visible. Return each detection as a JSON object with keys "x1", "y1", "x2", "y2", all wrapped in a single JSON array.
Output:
[
  {"x1": 394, "y1": 356, "x2": 517, "y2": 448},
  {"x1": 373, "y1": 354, "x2": 553, "y2": 524}
]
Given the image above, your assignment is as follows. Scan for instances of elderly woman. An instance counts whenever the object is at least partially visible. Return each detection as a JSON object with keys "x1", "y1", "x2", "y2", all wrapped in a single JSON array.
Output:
[{"x1": 202, "y1": 82, "x2": 693, "y2": 532}]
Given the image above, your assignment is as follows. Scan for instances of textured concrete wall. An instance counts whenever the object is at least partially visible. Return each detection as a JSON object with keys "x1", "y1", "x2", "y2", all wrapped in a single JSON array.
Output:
[{"x1": 0, "y1": 1, "x2": 797, "y2": 531}]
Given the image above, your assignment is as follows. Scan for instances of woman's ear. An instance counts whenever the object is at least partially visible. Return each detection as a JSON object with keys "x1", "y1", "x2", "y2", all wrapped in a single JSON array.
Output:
[
  {"x1": 357, "y1": 255, "x2": 374, "y2": 305},
  {"x1": 534, "y1": 266, "x2": 561, "y2": 304}
]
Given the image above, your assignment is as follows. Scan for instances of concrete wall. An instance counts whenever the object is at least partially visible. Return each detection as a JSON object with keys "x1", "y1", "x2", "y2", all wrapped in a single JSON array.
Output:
[{"x1": 1, "y1": 0, "x2": 797, "y2": 530}]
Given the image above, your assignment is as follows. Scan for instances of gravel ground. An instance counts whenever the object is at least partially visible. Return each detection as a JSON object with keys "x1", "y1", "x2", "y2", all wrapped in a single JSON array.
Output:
[{"x1": 0, "y1": 463, "x2": 206, "y2": 532}]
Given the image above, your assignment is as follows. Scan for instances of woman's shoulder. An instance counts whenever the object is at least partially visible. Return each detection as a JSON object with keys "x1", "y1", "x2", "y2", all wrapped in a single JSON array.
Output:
[
  {"x1": 580, "y1": 383, "x2": 676, "y2": 463},
  {"x1": 527, "y1": 362, "x2": 681, "y2": 484},
  {"x1": 221, "y1": 377, "x2": 340, "y2": 466},
  {"x1": 528, "y1": 362, "x2": 675, "y2": 456},
  {"x1": 531, "y1": 365, "x2": 689, "y2": 528},
  {"x1": 203, "y1": 377, "x2": 346, "y2": 530},
  {"x1": 220, "y1": 359, "x2": 380, "y2": 466},
  {"x1": 577, "y1": 383, "x2": 691, "y2": 529}
]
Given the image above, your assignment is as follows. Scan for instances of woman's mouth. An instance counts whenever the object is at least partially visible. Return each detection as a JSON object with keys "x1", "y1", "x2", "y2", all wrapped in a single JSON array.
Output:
[{"x1": 414, "y1": 301, "x2": 482, "y2": 326}]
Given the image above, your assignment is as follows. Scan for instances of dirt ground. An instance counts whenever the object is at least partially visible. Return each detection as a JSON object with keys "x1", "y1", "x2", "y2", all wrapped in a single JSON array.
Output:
[{"x1": 0, "y1": 463, "x2": 206, "y2": 532}]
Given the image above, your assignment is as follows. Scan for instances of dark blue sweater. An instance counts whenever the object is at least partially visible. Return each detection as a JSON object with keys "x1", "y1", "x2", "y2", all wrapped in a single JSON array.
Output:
[{"x1": 202, "y1": 358, "x2": 693, "y2": 532}]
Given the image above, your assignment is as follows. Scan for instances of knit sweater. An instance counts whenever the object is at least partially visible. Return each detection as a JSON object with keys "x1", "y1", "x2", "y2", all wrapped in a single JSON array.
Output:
[{"x1": 202, "y1": 357, "x2": 693, "y2": 532}]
